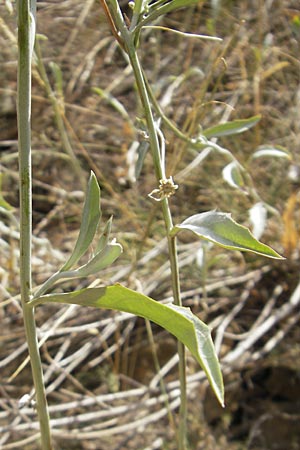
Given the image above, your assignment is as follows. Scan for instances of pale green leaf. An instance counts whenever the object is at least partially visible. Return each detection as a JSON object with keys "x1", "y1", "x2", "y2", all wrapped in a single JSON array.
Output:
[
  {"x1": 32, "y1": 284, "x2": 224, "y2": 406},
  {"x1": 74, "y1": 241, "x2": 122, "y2": 277},
  {"x1": 222, "y1": 161, "x2": 246, "y2": 191},
  {"x1": 139, "y1": 0, "x2": 199, "y2": 27},
  {"x1": 252, "y1": 145, "x2": 291, "y2": 160},
  {"x1": 61, "y1": 172, "x2": 101, "y2": 271},
  {"x1": 170, "y1": 211, "x2": 283, "y2": 259},
  {"x1": 249, "y1": 202, "x2": 267, "y2": 240},
  {"x1": 95, "y1": 216, "x2": 113, "y2": 253},
  {"x1": 203, "y1": 115, "x2": 261, "y2": 139}
]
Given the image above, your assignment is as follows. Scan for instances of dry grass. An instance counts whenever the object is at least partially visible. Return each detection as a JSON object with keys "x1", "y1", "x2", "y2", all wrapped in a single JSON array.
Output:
[{"x1": 0, "y1": 1, "x2": 300, "y2": 449}]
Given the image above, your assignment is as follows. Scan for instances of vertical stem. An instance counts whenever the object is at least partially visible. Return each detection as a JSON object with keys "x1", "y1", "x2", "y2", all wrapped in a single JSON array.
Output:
[
  {"x1": 168, "y1": 236, "x2": 187, "y2": 450},
  {"x1": 124, "y1": 38, "x2": 188, "y2": 450},
  {"x1": 17, "y1": 1, "x2": 52, "y2": 448}
]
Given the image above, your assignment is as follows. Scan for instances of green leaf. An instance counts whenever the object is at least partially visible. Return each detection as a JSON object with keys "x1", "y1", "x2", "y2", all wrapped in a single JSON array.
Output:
[
  {"x1": 95, "y1": 216, "x2": 113, "y2": 253},
  {"x1": 61, "y1": 172, "x2": 101, "y2": 271},
  {"x1": 139, "y1": 0, "x2": 199, "y2": 27},
  {"x1": 222, "y1": 161, "x2": 246, "y2": 191},
  {"x1": 32, "y1": 284, "x2": 224, "y2": 406},
  {"x1": 252, "y1": 145, "x2": 291, "y2": 160},
  {"x1": 202, "y1": 115, "x2": 261, "y2": 139},
  {"x1": 74, "y1": 241, "x2": 122, "y2": 277},
  {"x1": 170, "y1": 211, "x2": 283, "y2": 259}
]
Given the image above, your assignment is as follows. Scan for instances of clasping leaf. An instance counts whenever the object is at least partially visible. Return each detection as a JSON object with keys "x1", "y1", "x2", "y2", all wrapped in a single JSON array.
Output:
[{"x1": 31, "y1": 284, "x2": 224, "y2": 407}]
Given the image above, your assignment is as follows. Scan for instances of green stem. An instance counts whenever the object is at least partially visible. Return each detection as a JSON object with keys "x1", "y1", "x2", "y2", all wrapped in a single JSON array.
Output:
[
  {"x1": 17, "y1": 1, "x2": 52, "y2": 448},
  {"x1": 113, "y1": 19, "x2": 188, "y2": 448}
]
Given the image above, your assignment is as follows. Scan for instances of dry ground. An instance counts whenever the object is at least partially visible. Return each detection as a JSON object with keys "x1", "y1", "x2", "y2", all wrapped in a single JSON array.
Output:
[{"x1": 0, "y1": 1, "x2": 300, "y2": 449}]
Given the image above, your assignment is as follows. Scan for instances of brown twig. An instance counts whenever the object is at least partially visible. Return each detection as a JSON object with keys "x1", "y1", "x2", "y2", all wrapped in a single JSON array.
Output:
[{"x1": 99, "y1": 0, "x2": 125, "y2": 49}]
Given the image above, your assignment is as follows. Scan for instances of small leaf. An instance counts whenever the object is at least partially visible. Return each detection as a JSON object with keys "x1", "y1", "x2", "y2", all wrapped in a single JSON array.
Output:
[
  {"x1": 32, "y1": 284, "x2": 224, "y2": 406},
  {"x1": 95, "y1": 216, "x2": 113, "y2": 253},
  {"x1": 249, "y1": 202, "x2": 267, "y2": 240},
  {"x1": 74, "y1": 241, "x2": 122, "y2": 277},
  {"x1": 203, "y1": 115, "x2": 261, "y2": 139},
  {"x1": 252, "y1": 145, "x2": 291, "y2": 160},
  {"x1": 61, "y1": 172, "x2": 101, "y2": 271},
  {"x1": 222, "y1": 161, "x2": 246, "y2": 191},
  {"x1": 170, "y1": 211, "x2": 283, "y2": 259},
  {"x1": 140, "y1": 0, "x2": 199, "y2": 27}
]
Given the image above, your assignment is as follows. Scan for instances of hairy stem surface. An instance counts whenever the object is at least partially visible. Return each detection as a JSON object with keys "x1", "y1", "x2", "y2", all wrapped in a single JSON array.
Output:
[{"x1": 17, "y1": 1, "x2": 52, "y2": 448}]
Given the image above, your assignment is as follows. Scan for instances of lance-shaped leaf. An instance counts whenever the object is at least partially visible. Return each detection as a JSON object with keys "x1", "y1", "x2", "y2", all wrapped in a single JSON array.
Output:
[
  {"x1": 222, "y1": 161, "x2": 246, "y2": 191},
  {"x1": 73, "y1": 241, "x2": 122, "y2": 277},
  {"x1": 170, "y1": 211, "x2": 283, "y2": 259},
  {"x1": 32, "y1": 241, "x2": 122, "y2": 298},
  {"x1": 202, "y1": 115, "x2": 261, "y2": 139},
  {"x1": 252, "y1": 145, "x2": 291, "y2": 160},
  {"x1": 31, "y1": 284, "x2": 224, "y2": 406},
  {"x1": 95, "y1": 216, "x2": 113, "y2": 253},
  {"x1": 139, "y1": 0, "x2": 199, "y2": 28},
  {"x1": 249, "y1": 202, "x2": 267, "y2": 240},
  {"x1": 61, "y1": 172, "x2": 101, "y2": 271}
]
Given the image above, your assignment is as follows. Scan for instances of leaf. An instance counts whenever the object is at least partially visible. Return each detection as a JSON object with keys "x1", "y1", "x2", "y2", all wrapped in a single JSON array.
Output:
[
  {"x1": 140, "y1": 0, "x2": 199, "y2": 27},
  {"x1": 252, "y1": 145, "x2": 291, "y2": 160},
  {"x1": 170, "y1": 211, "x2": 283, "y2": 259},
  {"x1": 32, "y1": 284, "x2": 224, "y2": 406},
  {"x1": 202, "y1": 115, "x2": 261, "y2": 139},
  {"x1": 249, "y1": 202, "x2": 267, "y2": 240},
  {"x1": 95, "y1": 216, "x2": 113, "y2": 253},
  {"x1": 222, "y1": 161, "x2": 246, "y2": 191},
  {"x1": 74, "y1": 241, "x2": 122, "y2": 277},
  {"x1": 61, "y1": 172, "x2": 101, "y2": 271}
]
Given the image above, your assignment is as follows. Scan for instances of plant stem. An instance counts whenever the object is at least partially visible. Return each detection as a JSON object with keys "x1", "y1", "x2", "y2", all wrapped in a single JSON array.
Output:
[
  {"x1": 118, "y1": 24, "x2": 188, "y2": 449},
  {"x1": 17, "y1": 1, "x2": 52, "y2": 448}
]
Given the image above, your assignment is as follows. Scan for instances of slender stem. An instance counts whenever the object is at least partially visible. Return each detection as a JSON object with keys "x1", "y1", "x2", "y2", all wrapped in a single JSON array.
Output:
[
  {"x1": 17, "y1": 1, "x2": 52, "y2": 448},
  {"x1": 117, "y1": 25, "x2": 188, "y2": 449},
  {"x1": 168, "y1": 237, "x2": 187, "y2": 449}
]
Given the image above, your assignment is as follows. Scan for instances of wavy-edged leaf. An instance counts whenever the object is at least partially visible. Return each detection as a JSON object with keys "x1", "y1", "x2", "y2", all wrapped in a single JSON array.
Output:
[
  {"x1": 170, "y1": 211, "x2": 283, "y2": 259},
  {"x1": 61, "y1": 172, "x2": 101, "y2": 271},
  {"x1": 252, "y1": 145, "x2": 291, "y2": 160},
  {"x1": 32, "y1": 284, "x2": 224, "y2": 406},
  {"x1": 203, "y1": 115, "x2": 261, "y2": 139}
]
